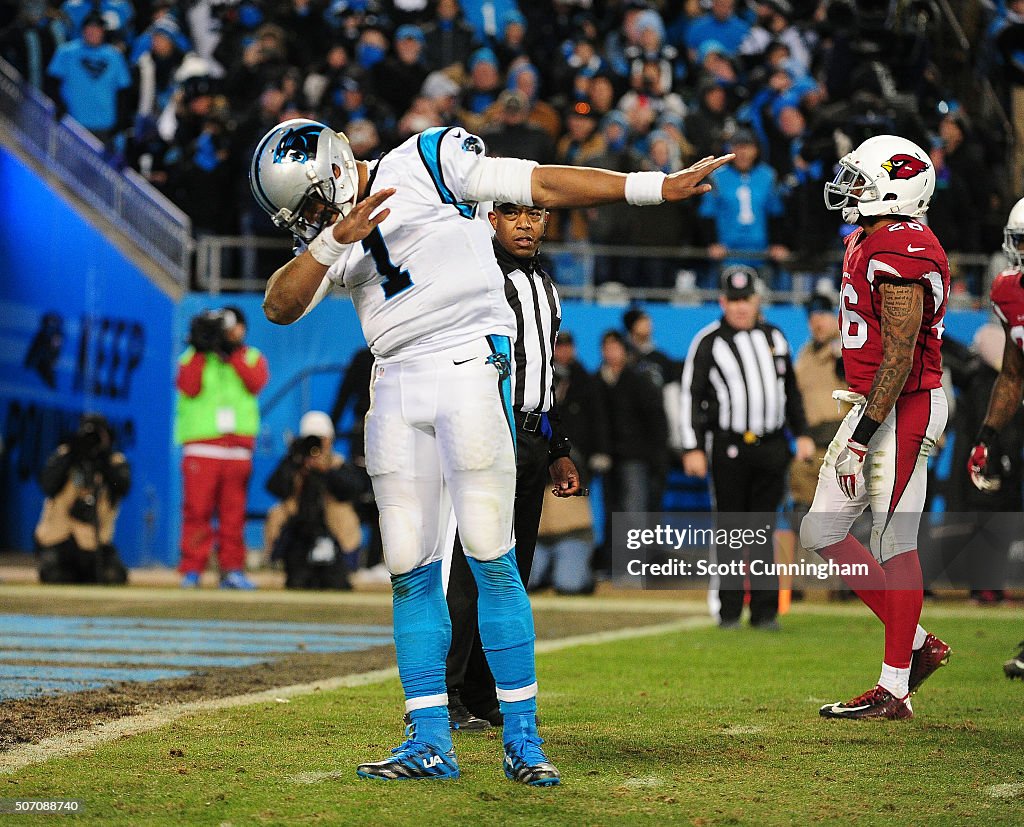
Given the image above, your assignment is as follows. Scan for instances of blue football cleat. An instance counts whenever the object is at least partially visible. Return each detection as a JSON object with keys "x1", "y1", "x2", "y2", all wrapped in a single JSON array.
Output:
[
  {"x1": 503, "y1": 735, "x2": 560, "y2": 786},
  {"x1": 219, "y1": 570, "x2": 257, "y2": 590},
  {"x1": 357, "y1": 727, "x2": 460, "y2": 781},
  {"x1": 180, "y1": 572, "x2": 200, "y2": 589}
]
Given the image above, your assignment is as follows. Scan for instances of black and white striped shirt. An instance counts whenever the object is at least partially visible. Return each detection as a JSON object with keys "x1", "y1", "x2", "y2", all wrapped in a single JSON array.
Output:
[
  {"x1": 495, "y1": 240, "x2": 561, "y2": 414},
  {"x1": 679, "y1": 319, "x2": 807, "y2": 450}
]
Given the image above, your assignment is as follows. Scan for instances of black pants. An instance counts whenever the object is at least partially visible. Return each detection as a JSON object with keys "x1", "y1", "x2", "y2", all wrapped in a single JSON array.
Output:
[
  {"x1": 274, "y1": 520, "x2": 351, "y2": 591},
  {"x1": 710, "y1": 433, "x2": 789, "y2": 625},
  {"x1": 446, "y1": 427, "x2": 548, "y2": 717},
  {"x1": 36, "y1": 539, "x2": 127, "y2": 585}
]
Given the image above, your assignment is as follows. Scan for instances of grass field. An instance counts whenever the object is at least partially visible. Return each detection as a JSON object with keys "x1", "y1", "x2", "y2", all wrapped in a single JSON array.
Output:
[{"x1": 3, "y1": 604, "x2": 1023, "y2": 826}]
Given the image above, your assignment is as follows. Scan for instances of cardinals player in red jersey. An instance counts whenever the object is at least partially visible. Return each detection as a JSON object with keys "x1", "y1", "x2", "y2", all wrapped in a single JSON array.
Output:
[
  {"x1": 800, "y1": 135, "x2": 952, "y2": 720},
  {"x1": 969, "y1": 199, "x2": 1024, "y2": 682},
  {"x1": 968, "y1": 197, "x2": 1024, "y2": 496}
]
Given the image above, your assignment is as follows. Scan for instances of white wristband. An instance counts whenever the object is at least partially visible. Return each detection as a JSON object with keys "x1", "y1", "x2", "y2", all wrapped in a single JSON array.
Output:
[
  {"x1": 624, "y1": 171, "x2": 666, "y2": 206},
  {"x1": 307, "y1": 225, "x2": 348, "y2": 266}
]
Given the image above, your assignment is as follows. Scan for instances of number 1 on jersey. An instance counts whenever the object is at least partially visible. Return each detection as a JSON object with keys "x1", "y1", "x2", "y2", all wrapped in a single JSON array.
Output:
[{"x1": 362, "y1": 227, "x2": 413, "y2": 299}]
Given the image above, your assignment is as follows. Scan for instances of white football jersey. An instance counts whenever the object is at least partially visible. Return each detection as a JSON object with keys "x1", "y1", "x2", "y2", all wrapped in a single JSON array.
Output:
[{"x1": 324, "y1": 127, "x2": 515, "y2": 360}]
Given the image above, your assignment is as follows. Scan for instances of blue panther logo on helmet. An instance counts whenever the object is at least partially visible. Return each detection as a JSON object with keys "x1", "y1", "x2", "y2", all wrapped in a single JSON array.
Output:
[{"x1": 273, "y1": 125, "x2": 323, "y2": 164}]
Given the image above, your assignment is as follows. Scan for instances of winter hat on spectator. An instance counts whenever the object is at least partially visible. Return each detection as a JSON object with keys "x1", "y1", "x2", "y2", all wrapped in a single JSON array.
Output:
[
  {"x1": 395, "y1": 24, "x2": 425, "y2": 45},
  {"x1": 648, "y1": 129, "x2": 682, "y2": 170},
  {"x1": 299, "y1": 411, "x2": 335, "y2": 439},
  {"x1": 698, "y1": 40, "x2": 728, "y2": 63},
  {"x1": 147, "y1": 19, "x2": 175, "y2": 41},
  {"x1": 805, "y1": 292, "x2": 835, "y2": 315},
  {"x1": 503, "y1": 9, "x2": 526, "y2": 31},
  {"x1": 635, "y1": 9, "x2": 666, "y2": 39},
  {"x1": 469, "y1": 47, "x2": 499, "y2": 72},
  {"x1": 421, "y1": 71, "x2": 459, "y2": 99},
  {"x1": 727, "y1": 127, "x2": 757, "y2": 148},
  {"x1": 602, "y1": 110, "x2": 630, "y2": 132},
  {"x1": 507, "y1": 63, "x2": 540, "y2": 104},
  {"x1": 657, "y1": 111, "x2": 685, "y2": 132}
]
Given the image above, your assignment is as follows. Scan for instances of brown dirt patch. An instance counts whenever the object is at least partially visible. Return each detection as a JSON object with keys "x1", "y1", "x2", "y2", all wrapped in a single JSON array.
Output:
[{"x1": 0, "y1": 589, "x2": 678, "y2": 751}]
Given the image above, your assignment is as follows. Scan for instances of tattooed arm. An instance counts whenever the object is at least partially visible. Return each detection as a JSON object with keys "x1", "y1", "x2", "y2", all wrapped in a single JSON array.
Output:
[
  {"x1": 862, "y1": 281, "x2": 924, "y2": 424},
  {"x1": 981, "y1": 328, "x2": 1024, "y2": 431},
  {"x1": 835, "y1": 280, "x2": 923, "y2": 498}
]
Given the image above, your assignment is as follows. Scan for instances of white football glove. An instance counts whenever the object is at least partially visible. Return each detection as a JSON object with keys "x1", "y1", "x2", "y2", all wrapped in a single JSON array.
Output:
[{"x1": 835, "y1": 439, "x2": 868, "y2": 499}]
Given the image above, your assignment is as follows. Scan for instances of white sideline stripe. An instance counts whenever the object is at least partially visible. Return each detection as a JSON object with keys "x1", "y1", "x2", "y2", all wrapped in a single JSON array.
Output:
[
  {"x1": 1, "y1": 585, "x2": 1020, "y2": 620},
  {"x1": 0, "y1": 617, "x2": 711, "y2": 775}
]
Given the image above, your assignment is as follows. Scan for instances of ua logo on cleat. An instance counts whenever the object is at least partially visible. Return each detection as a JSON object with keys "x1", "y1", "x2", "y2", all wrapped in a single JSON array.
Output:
[{"x1": 423, "y1": 755, "x2": 443, "y2": 769}]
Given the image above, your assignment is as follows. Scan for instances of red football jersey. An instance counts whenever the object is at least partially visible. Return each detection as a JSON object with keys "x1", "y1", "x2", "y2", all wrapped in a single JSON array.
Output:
[
  {"x1": 990, "y1": 269, "x2": 1024, "y2": 354},
  {"x1": 838, "y1": 220, "x2": 950, "y2": 397}
]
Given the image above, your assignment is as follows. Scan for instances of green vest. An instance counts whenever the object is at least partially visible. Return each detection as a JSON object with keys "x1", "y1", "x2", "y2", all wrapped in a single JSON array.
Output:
[{"x1": 175, "y1": 347, "x2": 263, "y2": 444}]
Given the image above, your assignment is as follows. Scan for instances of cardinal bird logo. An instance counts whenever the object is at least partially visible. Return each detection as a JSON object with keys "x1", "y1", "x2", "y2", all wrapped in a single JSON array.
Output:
[{"x1": 881, "y1": 154, "x2": 929, "y2": 180}]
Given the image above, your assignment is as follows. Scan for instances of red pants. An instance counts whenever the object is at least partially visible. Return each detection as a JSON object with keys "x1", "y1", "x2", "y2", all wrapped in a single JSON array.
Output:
[{"x1": 179, "y1": 454, "x2": 251, "y2": 574}]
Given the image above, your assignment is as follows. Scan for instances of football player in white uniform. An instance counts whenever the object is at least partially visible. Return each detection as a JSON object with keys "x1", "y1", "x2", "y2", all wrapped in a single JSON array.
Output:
[{"x1": 251, "y1": 119, "x2": 730, "y2": 784}]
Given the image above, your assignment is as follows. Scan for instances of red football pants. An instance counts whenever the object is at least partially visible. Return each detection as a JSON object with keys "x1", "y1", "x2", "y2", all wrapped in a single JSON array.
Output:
[{"x1": 179, "y1": 454, "x2": 252, "y2": 574}]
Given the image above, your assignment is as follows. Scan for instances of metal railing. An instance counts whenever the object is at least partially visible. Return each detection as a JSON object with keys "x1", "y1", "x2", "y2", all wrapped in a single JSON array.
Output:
[
  {"x1": 193, "y1": 233, "x2": 1000, "y2": 307},
  {"x1": 0, "y1": 57, "x2": 193, "y2": 286}
]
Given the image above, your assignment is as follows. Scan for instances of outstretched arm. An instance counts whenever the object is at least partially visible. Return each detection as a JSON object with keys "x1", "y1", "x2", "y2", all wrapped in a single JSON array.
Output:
[
  {"x1": 529, "y1": 155, "x2": 733, "y2": 209},
  {"x1": 981, "y1": 329, "x2": 1024, "y2": 431}
]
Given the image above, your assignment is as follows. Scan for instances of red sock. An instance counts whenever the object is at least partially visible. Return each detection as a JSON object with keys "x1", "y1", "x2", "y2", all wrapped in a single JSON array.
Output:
[
  {"x1": 817, "y1": 535, "x2": 887, "y2": 622},
  {"x1": 881, "y1": 551, "x2": 923, "y2": 669}
]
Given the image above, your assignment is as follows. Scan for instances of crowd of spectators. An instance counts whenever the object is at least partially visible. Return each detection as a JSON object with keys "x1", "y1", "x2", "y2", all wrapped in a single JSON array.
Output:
[{"x1": 0, "y1": 0, "x2": 1018, "y2": 293}]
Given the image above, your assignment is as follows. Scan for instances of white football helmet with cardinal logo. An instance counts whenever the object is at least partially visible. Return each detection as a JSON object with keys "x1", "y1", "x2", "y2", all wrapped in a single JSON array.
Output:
[{"x1": 824, "y1": 134, "x2": 935, "y2": 224}]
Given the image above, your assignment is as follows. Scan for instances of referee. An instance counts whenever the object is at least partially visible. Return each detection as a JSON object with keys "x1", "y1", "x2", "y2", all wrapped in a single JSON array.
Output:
[
  {"x1": 679, "y1": 265, "x2": 814, "y2": 629},
  {"x1": 445, "y1": 202, "x2": 581, "y2": 728}
]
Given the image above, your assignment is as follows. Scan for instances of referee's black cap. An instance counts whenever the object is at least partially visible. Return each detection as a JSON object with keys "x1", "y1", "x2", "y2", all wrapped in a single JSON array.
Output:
[{"x1": 720, "y1": 264, "x2": 760, "y2": 299}]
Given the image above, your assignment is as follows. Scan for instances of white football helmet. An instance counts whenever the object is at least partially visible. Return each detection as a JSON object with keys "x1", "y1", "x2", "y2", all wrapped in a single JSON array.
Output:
[
  {"x1": 824, "y1": 134, "x2": 935, "y2": 224},
  {"x1": 249, "y1": 118, "x2": 360, "y2": 243},
  {"x1": 1002, "y1": 197, "x2": 1024, "y2": 270}
]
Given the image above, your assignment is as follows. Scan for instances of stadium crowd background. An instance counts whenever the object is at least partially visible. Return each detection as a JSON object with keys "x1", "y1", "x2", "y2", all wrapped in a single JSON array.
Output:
[{"x1": 1, "y1": 0, "x2": 1019, "y2": 296}]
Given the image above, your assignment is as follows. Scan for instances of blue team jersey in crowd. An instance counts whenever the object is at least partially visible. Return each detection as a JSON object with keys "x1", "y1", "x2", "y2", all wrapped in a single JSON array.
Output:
[
  {"x1": 698, "y1": 163, "x2": 784, "y2": 254},
  {"x1": 47, "y1": 41, "x2": 131, "y2": 132}
]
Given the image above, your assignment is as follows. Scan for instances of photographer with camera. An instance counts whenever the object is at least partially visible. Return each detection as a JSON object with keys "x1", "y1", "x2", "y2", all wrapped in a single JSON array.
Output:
[
  {"x1": 34, "y1": 413, "x2": 130, "y2": 584},
  {"x1": 264, "y1": 411, "x2": 368, "y2": 590},
  {"x1": 175, "y1": 305, "x2": 269, "y2": 589}
]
